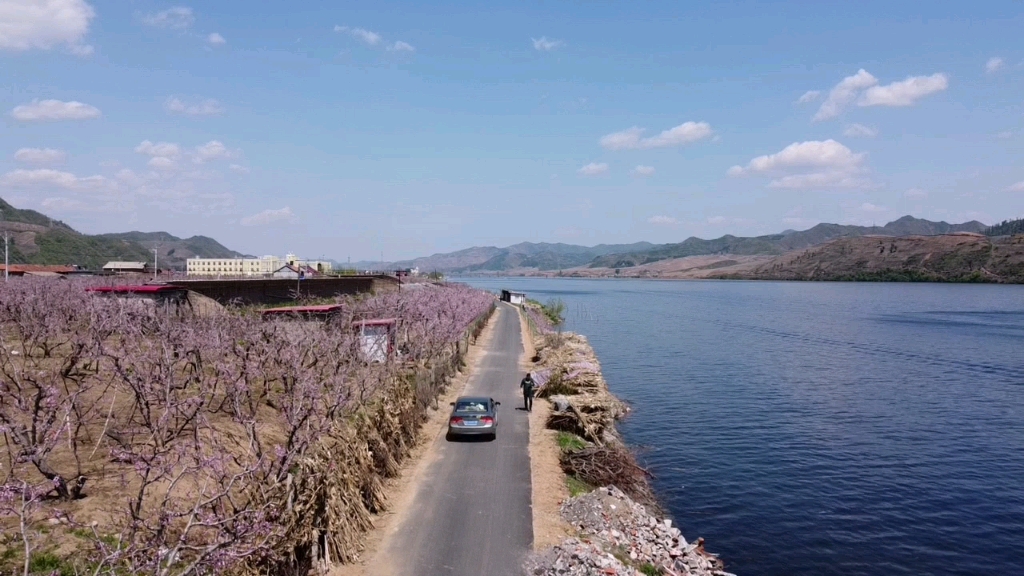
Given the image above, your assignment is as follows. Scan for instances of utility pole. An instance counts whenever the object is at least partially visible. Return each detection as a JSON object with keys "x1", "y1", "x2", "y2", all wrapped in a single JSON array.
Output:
[
  {"x1": 152, "y1": 247, "x2": 158, "y2": 281},
  {"x1": 1, "y1": 209, "x2": 8, "y2": 282}
]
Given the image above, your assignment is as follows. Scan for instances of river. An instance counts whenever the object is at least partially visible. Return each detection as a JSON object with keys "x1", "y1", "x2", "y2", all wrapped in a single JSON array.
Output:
[{"x1": 459, "y1": 278, "x2": 1024, "y2": 576}]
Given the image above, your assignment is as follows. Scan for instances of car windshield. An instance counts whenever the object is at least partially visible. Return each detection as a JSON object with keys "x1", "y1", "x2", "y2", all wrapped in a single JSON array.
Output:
[{"x1": 455, "y1": 401, "x2": 488, "y2": 413}]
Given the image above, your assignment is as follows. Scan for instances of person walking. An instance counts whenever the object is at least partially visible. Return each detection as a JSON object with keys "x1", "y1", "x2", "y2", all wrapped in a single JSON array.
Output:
[{"x1": 520, "y1": 372, "x2": 536, "y2": 412}]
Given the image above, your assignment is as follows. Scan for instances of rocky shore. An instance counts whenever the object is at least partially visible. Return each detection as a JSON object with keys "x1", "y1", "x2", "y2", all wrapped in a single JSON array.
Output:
[
  {"x1": 525, "y1": 487, "x2": 733, "y2": 576},
  {"x1": 523, "y1": 323, "x2": 732, "y2": 575}
]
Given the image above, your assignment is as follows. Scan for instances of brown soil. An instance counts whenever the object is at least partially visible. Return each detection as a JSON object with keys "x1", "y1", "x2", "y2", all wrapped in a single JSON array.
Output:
[
  {"x1": 725, "y1": 233, "x2": 1024, "y2": 282},
  {"x1": 520, "y1": 311, "x2": 573, "y2": 551},
  {"x1": 329, "y1": 311, "x2": 499, "y2": 576}
]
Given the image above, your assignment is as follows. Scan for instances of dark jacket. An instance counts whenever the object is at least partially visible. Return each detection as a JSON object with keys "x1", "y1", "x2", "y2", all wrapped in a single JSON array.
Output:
[{"x1": 520, "y1": 376, "x2": 536, "y2": 396}]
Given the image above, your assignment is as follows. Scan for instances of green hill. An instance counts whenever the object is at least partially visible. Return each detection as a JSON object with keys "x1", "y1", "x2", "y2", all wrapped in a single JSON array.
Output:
[{"x1": 0, "y1": 197, "x2": 243, "y2": 271}]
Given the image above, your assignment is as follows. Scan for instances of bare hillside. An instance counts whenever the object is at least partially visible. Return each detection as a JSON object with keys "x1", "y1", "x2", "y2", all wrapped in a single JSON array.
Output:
[{"x1": 718, "y1": 233, "x2": 1024, "y2": 283}]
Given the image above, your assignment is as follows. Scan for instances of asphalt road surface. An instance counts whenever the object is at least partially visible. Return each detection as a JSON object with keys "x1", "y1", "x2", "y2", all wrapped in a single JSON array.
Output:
[{"x1": 384, "y1": 302, "x2": 532, "y2": 575}]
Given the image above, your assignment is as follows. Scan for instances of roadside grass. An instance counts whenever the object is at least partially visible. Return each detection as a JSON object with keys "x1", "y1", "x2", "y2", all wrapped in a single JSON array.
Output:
[
  {"x1": 565, "y1": 475, "x2": 594, "y2": 497},
  {"x1": 556, "y1": 431, "x2": 587, "y2": 452}
]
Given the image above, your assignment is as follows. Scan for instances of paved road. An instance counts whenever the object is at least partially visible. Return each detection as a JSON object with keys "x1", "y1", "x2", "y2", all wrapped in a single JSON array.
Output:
[{"x1": 384, "y1": 302, "x2": 532, "y2": 575}]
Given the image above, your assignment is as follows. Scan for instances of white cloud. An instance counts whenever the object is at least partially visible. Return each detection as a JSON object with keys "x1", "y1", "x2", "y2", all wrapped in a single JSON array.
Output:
[
  {"x1": 728, "y1": 140, "x2": 864, "y2": 175},
  {"x1": 14, "y1": 147, "x2": 66, "y2": 164},
  {"x1": 600, "y1": 121, "x2": 713, "y2": 150},
  {"x1": 859, "y1": 73, "x2": 948, "y2": 107},
  {"x1": 207, "y1": 32, "x2": 225, "y2": 46},
  {"x1": 814, "y1": 69, "x2": 878, "y2": 121},
  {"x1": 147, "y1": 157, "x2": 177, "y2": 171},
  {"x1": 194, "y1": 140, "x2": 235, "y2": 162},
  {"x1": 388, "y1": 40, "x2": 414, "y2": 52},
  {"x1": 728, "y1": 140, "x2": 869, "y2": 190},
  {"x1": 860, "y1": 202, "x2": 887, "y2": 213},
  {"x1": 0, "y1": 0, "x2": 94, "y2": 54},
  {"x1": 577, "y1": 162, "x2": 609, "y2": 176},
  {"x1": 843, "y1": 123, "x2": 877, "y2": 138},
  {"x1": 648, "y1": 215, "x2": 676, "y2": 225},
  {"x1": 1, "y1": 168, "x2": 106, "y2": 189},
  {"x1": 165, "y1": 97, "x2": 223, "y2": 116},
  {"x1": 797, "y1": 90, "x2": 821, "y2": 103},
  {"x1": 10, "y1": 99, "x2": 100, "y2": 121},
  {"x1": 767, "y1": 172, "x2": 869, "y2": 190},
  {"x1": 241, "y1": 206, "x2": 296, "y2": 226},
  {"x1": 142, "y1": 6, "x2": 194, "y2": 30},
  {"x1": 334, "y1": 26, "x2": 381, "y2": 46},
  {"x1": 996, "y1": 131, "x2": 1014, "y2": 139},
  {"x1": 532, "y1": 36, "x2": 563, "y2": 51},
  {"x1": 905, "y1": 188, "x2": 928, "y2": 199},
  {"x1": 114, "y1": 168, "x2": 143, "y2": 186},
  {"x1": 631, "y1": 165, "x2": 655, "y2": 177},
  {"x1": 1007, "y1": 181, "x2": 1024, "y2": 192},
  {"x1": 135, "y1": 140, "x2": 181, "y2": 158},
  {"x1": 229, "y1": 164, "x2": 250, "y2": 173},
  {"x1": 986, "y1": 57, "x2": 1004, "y2": 74},
  {"x1": 706, "y1": 216, "x2": 727, "y2": 224}
]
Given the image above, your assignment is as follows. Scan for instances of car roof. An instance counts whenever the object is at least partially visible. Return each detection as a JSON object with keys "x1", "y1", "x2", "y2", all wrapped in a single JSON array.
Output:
[{"x1": 454, "y1": 396, "x2": 492, "y2": 403}]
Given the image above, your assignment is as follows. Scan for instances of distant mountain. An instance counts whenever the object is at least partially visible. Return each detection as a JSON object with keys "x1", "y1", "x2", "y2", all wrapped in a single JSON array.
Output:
[
  {"x1": 589, "y1": 216, "x2": 988, "y2": 268},
  {"x1": 0, "y1": 197, "x2": 74, "y2": 230},
  {"x1": 95, "y1": 231, "x2": 246, "y2": 270},
  {"x1": 357, "y1": 241, "x2": 656, "y2": 273},
  {"x1": 352, "y1": 216, "x2": 994, "y2": 274},
  {"x1": 0, "y1": 197, "x2": 243, "y2": 271}
]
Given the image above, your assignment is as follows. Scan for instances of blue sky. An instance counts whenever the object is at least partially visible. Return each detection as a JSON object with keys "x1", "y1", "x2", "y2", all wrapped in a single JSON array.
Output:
[{"x1": 1, "y1": 0, "x2": 1023, "y2": 260}]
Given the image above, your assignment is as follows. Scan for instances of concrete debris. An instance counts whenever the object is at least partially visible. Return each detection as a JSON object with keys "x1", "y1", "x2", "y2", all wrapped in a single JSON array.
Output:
[{"x1": 525, "y1": 486, "x2": 735, "y2": 576}]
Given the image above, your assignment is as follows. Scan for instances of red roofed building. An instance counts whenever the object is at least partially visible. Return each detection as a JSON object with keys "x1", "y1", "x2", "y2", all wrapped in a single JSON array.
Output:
[{"x1": 0, "y1": 264, "x2": 76, "y2": 277}]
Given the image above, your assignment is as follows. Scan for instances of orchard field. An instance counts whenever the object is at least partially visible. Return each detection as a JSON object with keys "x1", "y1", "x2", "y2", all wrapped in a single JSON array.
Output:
[{"x1": 0, "y1": 279, "x2": 494, "y2": 576}]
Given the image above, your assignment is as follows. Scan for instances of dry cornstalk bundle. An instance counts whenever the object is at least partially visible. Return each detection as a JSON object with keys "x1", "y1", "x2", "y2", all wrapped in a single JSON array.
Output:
[{"x1": 560, "y1": 446, "x2": 657, "y2": 510}]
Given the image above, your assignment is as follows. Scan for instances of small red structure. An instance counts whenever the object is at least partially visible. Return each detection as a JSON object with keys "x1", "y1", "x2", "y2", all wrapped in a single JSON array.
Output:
[
  {"x1": 353, "y1": 318, "x2": 397, "y2": 362},
  {"x1": 1, "y1": 264, "x2": 77, "y2": 277}
]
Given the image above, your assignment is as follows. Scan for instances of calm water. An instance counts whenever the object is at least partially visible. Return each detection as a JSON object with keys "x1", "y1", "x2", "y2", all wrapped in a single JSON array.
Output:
[{"x1": 460, "y1": 278, "x2": 1024, "y2": 576}]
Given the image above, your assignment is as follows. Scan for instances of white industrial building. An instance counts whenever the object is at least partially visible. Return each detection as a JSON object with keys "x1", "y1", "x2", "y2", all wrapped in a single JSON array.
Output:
[{"x1": 186, "y1": 254, "x2": 332, "y2": 277}]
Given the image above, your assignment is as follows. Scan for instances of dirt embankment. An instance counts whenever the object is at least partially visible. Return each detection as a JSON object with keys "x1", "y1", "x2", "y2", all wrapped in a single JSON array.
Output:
[
  {"x1": 715, "y1": 233, "x2": 1024, "y2": 283},
  {"x1": 521, "y1": 311, "x2": 731, "y2": 575}
]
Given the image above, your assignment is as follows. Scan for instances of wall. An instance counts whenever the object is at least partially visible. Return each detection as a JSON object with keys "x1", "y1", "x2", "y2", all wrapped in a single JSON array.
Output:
[{"x1": 168, "y1": 275, "x2": 399, "y2": 304}]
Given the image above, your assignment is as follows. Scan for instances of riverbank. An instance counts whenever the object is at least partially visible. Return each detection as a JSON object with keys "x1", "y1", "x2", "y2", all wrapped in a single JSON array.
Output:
[{"x1": 521, "y1": 307, "x2": 733, "y2": 575}]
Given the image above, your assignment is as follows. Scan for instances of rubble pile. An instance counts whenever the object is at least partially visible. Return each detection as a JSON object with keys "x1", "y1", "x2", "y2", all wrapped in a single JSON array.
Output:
[
  {"x1": 523, "y1": 538, "x2": 634, "y2": 576},
  {"x1": 526, "y1": 487, "x2": 736, "y2": 576}
]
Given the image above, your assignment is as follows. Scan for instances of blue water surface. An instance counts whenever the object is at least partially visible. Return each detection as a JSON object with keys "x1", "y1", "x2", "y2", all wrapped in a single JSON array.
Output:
[{"x1": 460, "y1": 278, "x2": 1024, "y2": 576}]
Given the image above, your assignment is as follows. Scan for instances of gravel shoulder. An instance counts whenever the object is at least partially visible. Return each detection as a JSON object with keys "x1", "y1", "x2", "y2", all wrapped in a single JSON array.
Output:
[{"x1": 520, "y1": 311, "x2": 574, "y2": 551}]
